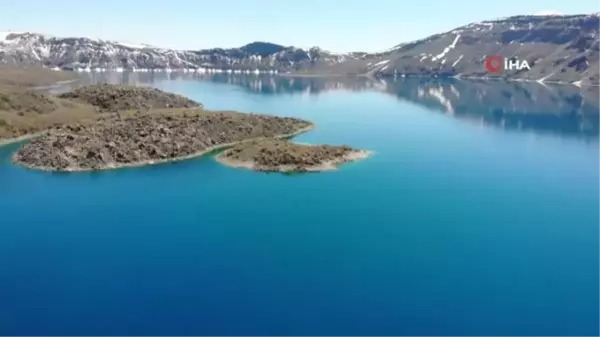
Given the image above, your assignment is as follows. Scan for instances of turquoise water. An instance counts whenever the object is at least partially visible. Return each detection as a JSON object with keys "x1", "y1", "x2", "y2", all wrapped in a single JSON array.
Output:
[{"x1": 1, "y1": 76, "x2": 598, "y2": 335}]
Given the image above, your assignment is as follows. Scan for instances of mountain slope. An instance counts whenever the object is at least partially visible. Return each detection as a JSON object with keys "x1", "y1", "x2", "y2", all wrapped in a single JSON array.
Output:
[
  {"x1": 1, "y1": 13, "x2": 598, "y2": 84},
  {"x1": 364, "y1": 14, "x2": 599, "y2": 85},
  {"x1": 0, "y1": 33, "x2": 352, "y2": 72}
]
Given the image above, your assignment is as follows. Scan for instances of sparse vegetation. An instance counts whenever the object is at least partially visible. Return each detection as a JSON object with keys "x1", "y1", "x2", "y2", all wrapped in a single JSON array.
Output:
[
  {"x1": 0, "y1": 68, "x2": 203, "y2": 141},
  {"x1": 58, "y1": 84, "x2": 202, "y2": 112},
  {"x1": 0, "y1": 66, "x2": 76, "y2": 90},
  {"x1": 12, "y1": 110, "x2": 314, "y2": 171},
  {"x1": 216, "y1": 139, "x2": 371, "y2": 172},
  {"x1": 2, "y1": 67, "x2": 370, "y2": 173}
]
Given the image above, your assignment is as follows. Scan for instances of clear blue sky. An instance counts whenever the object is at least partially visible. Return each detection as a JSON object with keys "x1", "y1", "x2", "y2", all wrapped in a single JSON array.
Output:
[{"x1": 1, "y1": 0, "x2": 598, "y2": 52}]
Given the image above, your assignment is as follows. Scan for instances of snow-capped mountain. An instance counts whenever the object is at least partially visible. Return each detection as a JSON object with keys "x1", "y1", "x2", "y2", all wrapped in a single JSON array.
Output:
[
  {"x1": 0, "y1": 33, "x2": 352, "y2": 73},
  {"x1": 362, "y1": 14, "x2": 599, "y2": 85},
  {"x1": 1, "y1": 13, "x2": 598, "y2": 84}
]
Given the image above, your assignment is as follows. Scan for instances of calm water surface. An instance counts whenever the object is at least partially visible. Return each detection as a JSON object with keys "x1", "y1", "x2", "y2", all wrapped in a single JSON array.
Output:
[{"x1": 1, "y1": 75, "x2": 598, "y2": 335}]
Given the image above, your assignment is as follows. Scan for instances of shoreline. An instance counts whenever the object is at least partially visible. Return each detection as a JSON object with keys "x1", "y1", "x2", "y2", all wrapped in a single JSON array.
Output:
[
  {"x1": 32, "y1": 79, "x2": 80, "y2": 92},
  {"x1": 0, "y1": 132, "x2": 44, "y2": 147},
  {"x1": 382, "y1": 73, "x2": 599, "y2": 87},
  {"x1": 12, "y1": 124, "x2": 316, "y2": 173},
  {"x1": 279, "y1": 73, "x2": 357, "y2": 78},
  {"x1": 215, "y1": 149, "x2": 373, "y2": 173},
  {"x1": 50, "y1": 68, "x2": 599, "y2": 87}
]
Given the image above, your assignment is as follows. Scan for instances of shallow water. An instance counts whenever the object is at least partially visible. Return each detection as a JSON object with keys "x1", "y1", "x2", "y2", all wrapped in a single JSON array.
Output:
[{"x1": 1, "y1": 74, "x2": 598, "y2": 335}]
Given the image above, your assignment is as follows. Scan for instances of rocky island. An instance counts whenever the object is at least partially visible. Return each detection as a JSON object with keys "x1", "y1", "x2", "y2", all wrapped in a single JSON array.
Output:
[
  {"x1": 2, "y1": 71, "x2": 370, "y2": 173},
  {"x1": 12, "y1": 110, "x2": 314, "y2": 171},
  {"x1": 216, "y1": 139, "x2": 371, "y2": 172}
]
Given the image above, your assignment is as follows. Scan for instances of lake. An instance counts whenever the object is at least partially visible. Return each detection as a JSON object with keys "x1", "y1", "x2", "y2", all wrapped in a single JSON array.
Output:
[{"x1": 1, "y1": 73, "x2": 598, "y2": 335}]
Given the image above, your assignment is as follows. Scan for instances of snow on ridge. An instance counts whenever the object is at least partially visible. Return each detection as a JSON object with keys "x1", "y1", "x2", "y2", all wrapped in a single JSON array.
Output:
[
  {"x1": 0, "y1": 31, "x2": 34, "y2": 44},
  {"x1": 0, "y1": 31, "x2": 156, "y2": 50},
  {"x1": 115, "y1": 41, "x2": 153, "y2": 49},
  {"x1": 0, "y1": 32, "x2": 20, "y2": 42},
  {"x1": 371, "y1": 60, "x2": 390, "y2": 68}
]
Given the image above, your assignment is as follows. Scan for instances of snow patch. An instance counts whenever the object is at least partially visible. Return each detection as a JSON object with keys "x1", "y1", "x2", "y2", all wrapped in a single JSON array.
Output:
[
  {"x1": 372, "y1": 60, "x2": 390, "y2": 67},
  {"x1": 0, "y1": 31, "x2": 20, "y2": 42},
  {"x1": 452, "y1": 55, "x2": 463, "y2": 67},
  {"x1": 431, "y1": 34, "x2": 460, "y2": 62},
  {"x1": 115, "y1": 41, "x2": 153, "y2": 49}
]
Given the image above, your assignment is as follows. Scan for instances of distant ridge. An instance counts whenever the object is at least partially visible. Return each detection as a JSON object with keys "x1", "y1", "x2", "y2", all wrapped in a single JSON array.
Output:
[{"x1": 1, "y1": 13, "x2": 598, "y2": 85}]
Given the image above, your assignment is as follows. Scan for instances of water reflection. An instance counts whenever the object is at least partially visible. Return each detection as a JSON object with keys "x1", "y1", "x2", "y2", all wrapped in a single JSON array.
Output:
[
  {"x1": 62, "y1": 72, "x2": 387, "y2": 95},
  {"x1": 389, "y1": 78, "x2": 599, "y2": 138},
  {"x1": 66, "y1": 72, "x2": 599, "y2": 138}
]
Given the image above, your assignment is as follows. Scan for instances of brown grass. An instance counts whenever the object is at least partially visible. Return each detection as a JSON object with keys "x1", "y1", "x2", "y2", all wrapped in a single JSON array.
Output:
[
  {"x1": 0, "y1": 98, "x2": 97, "y2": 139},
  {"x1": 0, "y1": 67, "x2": 208, "y2": 141},
  {"x1": 58, "y1": 84, "x2": 202, "y2": 112},
  {"x1": 0, "y1": 66, "x2": 77, "y2": 90},
  {"x1": 0, "y1": 66, "x2": 91, "y2": 139}
]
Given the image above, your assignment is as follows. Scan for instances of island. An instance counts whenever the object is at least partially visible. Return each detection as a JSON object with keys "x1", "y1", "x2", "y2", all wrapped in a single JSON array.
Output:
[
  {"x1": 215, "y1": 139, "x2": 372, "y2": 172},
  {"x1": 12, "y1": 110, "x2": 315, "y2": 172},
  {"x1": 2, "y1": 69, "x2": 371, "y2": 173}
]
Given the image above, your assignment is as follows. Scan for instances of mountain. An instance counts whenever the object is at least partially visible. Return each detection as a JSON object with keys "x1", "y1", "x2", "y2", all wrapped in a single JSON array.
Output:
[
  {"x1": 362, "y1": 14, "x2": 599, "y2": 85},
  {"x1": 1, "y1": 13, "x2": 598, "y2": 84},
  {"x1": 0, "y1": 33, "x2": 351, "y2": 73}
]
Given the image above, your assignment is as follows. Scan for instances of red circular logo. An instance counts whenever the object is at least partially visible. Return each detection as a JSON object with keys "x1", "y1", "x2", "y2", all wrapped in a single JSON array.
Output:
[{"x1": 485, "y1": 55, "x2": 503, "y2": 72}]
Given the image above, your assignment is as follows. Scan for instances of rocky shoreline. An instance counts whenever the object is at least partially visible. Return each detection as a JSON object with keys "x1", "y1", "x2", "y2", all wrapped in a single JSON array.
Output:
[
  {"x1": 12, "y1": 110, "x2": 315, "y2": 172},
  {"x1": 4, "y1": 77, "x2": 371, "y2": 173},
  {"x1": 216, "y1": 139, "x2": 372, "y2": 172}
]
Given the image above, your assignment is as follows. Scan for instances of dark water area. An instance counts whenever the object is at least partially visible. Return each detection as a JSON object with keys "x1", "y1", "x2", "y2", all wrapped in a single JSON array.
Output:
[{"x1": 2, "y1": 73, "x2": 598, "y2": 335}]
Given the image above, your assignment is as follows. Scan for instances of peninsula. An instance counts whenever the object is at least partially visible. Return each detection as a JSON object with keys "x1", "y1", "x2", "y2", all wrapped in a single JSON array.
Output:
[
  {"x1": 12, "y1": 110, "x2": 314, "y2": 171},
  {"x1": 216, "y1": 139, "x2": 372, "y2": 172},
  {"x1": 3, "y1": 68, "x2": 370, "y2": 173},
  {"x1": 0, "y1": 71, "x2": 203, "y2": 141}
]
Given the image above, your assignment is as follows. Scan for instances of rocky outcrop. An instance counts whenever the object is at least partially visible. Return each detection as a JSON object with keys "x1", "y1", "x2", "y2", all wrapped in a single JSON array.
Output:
[
  {"x1": 57, "y1": 84, "x2": 202, "y2": 112},
  {"x1": 216, "y1": 139, "x2": 371, "y2": 172},
  {"x1": 12, "y1": 111, "x2": 313, "y2": 171}
]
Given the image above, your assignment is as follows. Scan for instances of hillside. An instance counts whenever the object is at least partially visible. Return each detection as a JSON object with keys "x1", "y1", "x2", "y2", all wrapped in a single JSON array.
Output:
[
  {"x1": 58, "y1": 84, "x2": 202, "y2": 112},
  {"x1": 0, "y1": 65, "x2": 76, "y2": 89},
  {"x1": 0, "y1": 34, "x2": 351, "y2": 73},
  {"x1": 0, "y1": 71, "x2": 202, "y2": 141},
  {"x1": 1, "y1": 13, "x2": 598, "y2": 84},
  {"x1": 364, "y1": 14, "x2": 600, "y2": 85}
]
